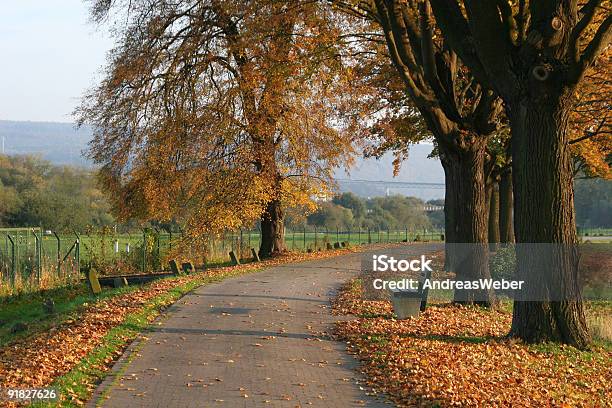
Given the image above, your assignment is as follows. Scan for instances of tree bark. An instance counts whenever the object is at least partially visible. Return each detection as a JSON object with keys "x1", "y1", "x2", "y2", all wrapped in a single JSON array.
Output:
[
  {"x1": 488, "y1": 180, "x2": 500, "y2": 250},
  {"x1": 499, "y1": 168, "x2": 514, "y2": 243},
  {"x1": 259, "y1": 198, "x2": 286, "y2": 258},
  {"x1": 509, "y1": 98, "x2": 590, "y2": 348},
  {"x1": 441, "y1": 140, "x2": 495, "y2": 307},
  {"x1": 440, "y1": 152, "x2": 458, "y2": 273}
]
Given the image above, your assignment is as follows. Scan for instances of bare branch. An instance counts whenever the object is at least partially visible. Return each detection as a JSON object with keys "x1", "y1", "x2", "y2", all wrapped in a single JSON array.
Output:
[
  {"x1": 569, "y1": 118, "x2": 608, "y2": 144},
  {"x1": 571, "y1": 12, "x2": 612, "y2": 83},
  {"x1": 569, "y1": 0, "x2": 602, "y2": 63},
  {"x1": 461, "y1": 0, "x2": 517, "y2": 98},
  {"x1": 428, "y1": 0, "x2": 492, "y2": 90}
]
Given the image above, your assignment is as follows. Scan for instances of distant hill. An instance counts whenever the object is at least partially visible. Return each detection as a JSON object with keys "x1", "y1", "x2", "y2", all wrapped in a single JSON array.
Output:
[
  {"x1": 0, "y1": 120, "x2": 444, "y2": 199},
  {"x1": 0, "y1": 120, "x2": 92, "y2": 167},
  {"x1": 335, "y1": 144, "x2": 444, "y2": 200}
]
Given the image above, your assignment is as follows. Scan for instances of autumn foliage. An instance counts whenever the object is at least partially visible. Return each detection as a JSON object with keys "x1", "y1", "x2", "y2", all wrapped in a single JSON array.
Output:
[
  {"x1": 78, "y1": 0, "x2": 375, "y2": 254},
  {"x1": 333, "y1": 280, "x2": 612, "y2": 407}
]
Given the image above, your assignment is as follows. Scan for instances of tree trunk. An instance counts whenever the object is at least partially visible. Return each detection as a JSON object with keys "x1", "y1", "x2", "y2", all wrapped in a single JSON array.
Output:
[
  {"x1": 499, "y1": 168, "x2": 514, "y2": 243},
  {"x1": 259, "y1": 198, "x2": 286, "y2": 258},
  {"x1": 499, "y1": 169, "x2": 514, "y2": 244},
  {"x1": 441, "y1": 141, "x2": 495, "y2": 307},
  {"x1": 488, "y1": 180, "x2": 500, "y2": 250},
  {"x1": 440, "y1": 152, "x2": 458, "y2": 273},
  {"x1": 509, "y1": 99, "x2": 590, "y2": 348}
]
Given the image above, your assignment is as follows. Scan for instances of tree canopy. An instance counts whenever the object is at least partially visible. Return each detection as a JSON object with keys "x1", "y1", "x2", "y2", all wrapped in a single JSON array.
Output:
[{"x1": 78, "y1": 0, "x2": 374, "y2": 249}]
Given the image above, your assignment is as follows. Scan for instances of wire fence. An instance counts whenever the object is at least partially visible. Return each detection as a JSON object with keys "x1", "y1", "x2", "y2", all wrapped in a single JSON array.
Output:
[{"x1": 0, "y1": 226, "x2": 444, "y2": 297}]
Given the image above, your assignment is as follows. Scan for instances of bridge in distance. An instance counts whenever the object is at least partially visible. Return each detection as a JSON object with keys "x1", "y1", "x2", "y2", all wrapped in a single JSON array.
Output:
[{"x1": 335, "y1": 178, "x2": 445, "y2": 211}]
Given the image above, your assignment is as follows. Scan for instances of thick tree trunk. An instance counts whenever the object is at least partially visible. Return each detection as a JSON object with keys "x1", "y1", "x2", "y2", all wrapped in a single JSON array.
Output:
[
  {"x1": 440, "y1": 153, "x2": 458, "y2": 273},
  {"x1": 509, "y1": 99, "x2": 590, "y2": 348},
  {"x1": 488, "y1": 180, "x2": 500, "y2": 250},
  {"x1": 441, "y1": 141, "x2": 495, "y2": 307},
  {"x1": 259, "y1": 198, "x2": 286, "y2": 258},
  {"x1": 498, "y1": 168, "x2": 514, "y2": 243}
]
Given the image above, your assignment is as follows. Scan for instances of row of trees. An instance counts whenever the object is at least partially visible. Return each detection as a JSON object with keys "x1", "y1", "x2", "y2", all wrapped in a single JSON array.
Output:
[
  {"x1": 575, "y1": 178, "x2": 612, "y2": 228},
  {"x1": 0, "y1": 155, "x2": 113, "y2": 231},
  {"x1": 298, "y1": 193, "x2": 435, "y2": 230},
  {"x1": 80, "y1": 0, "x2": 610, "y2": 347}
]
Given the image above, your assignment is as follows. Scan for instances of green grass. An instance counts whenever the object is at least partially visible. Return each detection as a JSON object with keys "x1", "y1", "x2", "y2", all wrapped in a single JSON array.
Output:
[
  {"x1": 28, "y1": 265, "x2": 263, "y2": 407},
  {"x1": 0, "y1": 283, "x2": 139, "y2": 347}
]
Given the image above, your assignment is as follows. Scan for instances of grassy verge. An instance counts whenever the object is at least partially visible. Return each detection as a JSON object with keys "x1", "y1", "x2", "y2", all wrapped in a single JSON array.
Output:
[{"x1": 0, "y1": 284, "x2": 139, "y2": 347}]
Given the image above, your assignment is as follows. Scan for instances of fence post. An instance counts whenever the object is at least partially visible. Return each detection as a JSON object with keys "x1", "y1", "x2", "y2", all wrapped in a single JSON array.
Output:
[
  {"x1": 314, "y1": 226, "x2": 318, "y2": 250},
  {"x1": 240, "y1": 229, "x2": 243, "y2": 257},
  {"x1": 6, "y1": 234, "x2": 15, "y2": 286},
  {"x1": 303, "y1": 226, "x2": 307, "y2": 251},
  {"x1": 52, "y1": 231, "x2": 61, "y2": 276},
  {"x1": 368, "y1": 228, "x2": 371, "y2": 244},
  {"x1": 73, "y1": 231, "x2": 80, "y2": 274},
  {"x1": 142, "y1": 229, "x2": 147, "y2": 272},
  {"x1": 32, "y1": 229, "x2": 41, "y2": 284},
  {"x1": 336, "y1": 227, "x2": 340, "y2": 244},
  {"x1": 154, "y1": 228, "x2": 160, "y2": 266}
]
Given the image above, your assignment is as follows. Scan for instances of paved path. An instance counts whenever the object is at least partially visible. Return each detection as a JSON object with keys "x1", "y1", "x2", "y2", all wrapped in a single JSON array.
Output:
[{"x1": 91, "y1": 250, "x2": 391, "y2": 407}]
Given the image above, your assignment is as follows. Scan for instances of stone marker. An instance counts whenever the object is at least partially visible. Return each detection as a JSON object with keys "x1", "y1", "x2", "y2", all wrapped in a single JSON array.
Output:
[
  {"x1": 390, "y1": 289, "x2": 422, "y2": 319},
  {"x1": 229, "y1": 251, "x2": 240, "y2": 265},
  {"x1": 251, "y1": 248, "x2": 260, "y2": 262},
  {"x1": 113, "y1": 277, "x2": 129, "y2": 288},
  {"x1": 419, "y1": 269, "x2": 432, "y2": 311},
  {"x1": 88, "y1": 268, "x2": 102, "y2": 295},
  {"x1": 43, "y1": 298, "x2": 55, "y2": 315},
  {"x1": 333, "y1": 242, "x2": 341, "y2": 249},
  {"x1": 182, "y1": 262, "x2": 195, "y2": 274},
  {"x1": 169, "y1": 259, "x2": 181, "y2": 275},
  {"x1": 391, "y1": 268, "x2": 432, "y2": 318},
  {"x1": 11, "y1": 322, "x2": 28, "y2": 334}
]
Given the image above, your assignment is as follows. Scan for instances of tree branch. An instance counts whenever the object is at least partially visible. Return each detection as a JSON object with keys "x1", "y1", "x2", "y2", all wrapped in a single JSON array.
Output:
[
  {"x1": 374, "y1": 0, "x2": 427, "y2": 100},
  {"x1": 495, "y1": 0, "x2": 518, "y2": 45},
  {"x1": 516, "y1": 0, "x2": 527, "y2": 44},
  {"x1": 428, "y1": 0, "x2": 492, "y2": 90},
  {"x1": 569, "y1": 118, "x2": 607, "y2": 144},
  {"x1": 461, "y1": 0, "x2": 517, "y2": 98},
  {"x1": 571, "y1": 12, "x2": 612, "y2": 83},
  {"x1": 569, "y1": 0, "x2": 602, "y2": 63}
]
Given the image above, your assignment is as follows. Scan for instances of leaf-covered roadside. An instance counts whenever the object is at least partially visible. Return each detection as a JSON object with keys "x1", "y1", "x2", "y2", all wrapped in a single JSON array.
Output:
[
  {"x1": 333, "y1": 280, "x2": 612, "y2": 407},
  {"x1": 0, "y1": 248, "x2": 357, "y2": 407}
]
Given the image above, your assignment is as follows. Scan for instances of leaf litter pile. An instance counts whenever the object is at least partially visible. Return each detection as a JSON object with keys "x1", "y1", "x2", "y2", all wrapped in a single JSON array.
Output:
[
  {"x1": 333, "y1": 279, "x2": 611, "y2": 407},
  {"x1": 0, "y1": 247, "x2": 357, "y2": 404}
]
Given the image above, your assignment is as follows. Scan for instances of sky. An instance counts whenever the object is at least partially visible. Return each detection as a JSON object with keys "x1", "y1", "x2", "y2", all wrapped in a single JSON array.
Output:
[{"x1": 0, "y1": 1, "x2": 114, "y2": 123}]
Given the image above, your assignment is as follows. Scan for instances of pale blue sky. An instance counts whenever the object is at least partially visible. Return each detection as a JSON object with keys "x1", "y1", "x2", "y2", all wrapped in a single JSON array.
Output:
[{"x1": 0, "y1": 1, "x2": 113, "y2": 122}]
